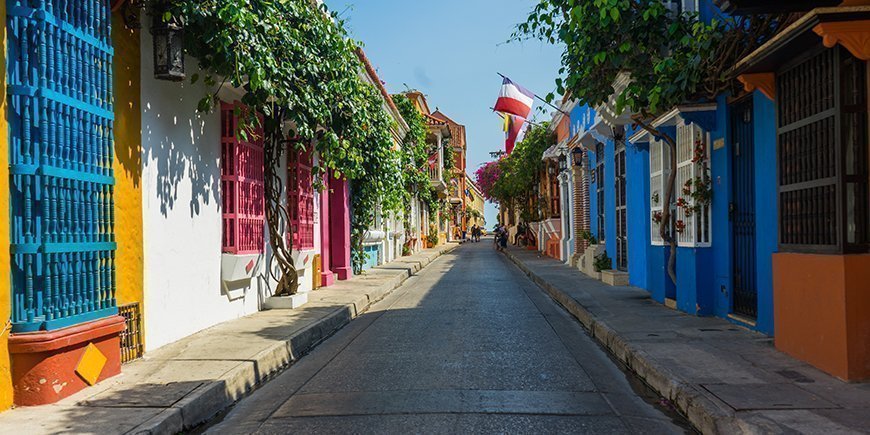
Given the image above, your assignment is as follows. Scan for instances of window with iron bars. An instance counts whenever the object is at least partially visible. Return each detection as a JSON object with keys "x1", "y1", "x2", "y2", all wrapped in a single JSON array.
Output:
[
  {"x1": 776, "y1": 46, "x2": 869, "y2": 253},
  {"x1": 674, "y1": 122, "x2": 712, "y2": 247},
  {"x1": 288, "y1": 147, "x2": 315, "y2": 250},
  {"x1": 221, "y1": 102, "x2": 265, "y2": 254},
  {"x1": 650, "y1": 138, "x2": 672, "y2": 245}
]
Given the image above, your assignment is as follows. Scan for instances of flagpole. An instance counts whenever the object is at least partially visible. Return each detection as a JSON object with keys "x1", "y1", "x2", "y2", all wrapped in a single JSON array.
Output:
[{"x1": 497, "y1": 72, "x2": 569, "y2": 115}]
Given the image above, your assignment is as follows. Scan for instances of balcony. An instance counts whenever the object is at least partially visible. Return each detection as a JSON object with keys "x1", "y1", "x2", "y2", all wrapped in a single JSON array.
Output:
[{"x1": 429, "y1": 166, "x2": 448, "y2": 194}]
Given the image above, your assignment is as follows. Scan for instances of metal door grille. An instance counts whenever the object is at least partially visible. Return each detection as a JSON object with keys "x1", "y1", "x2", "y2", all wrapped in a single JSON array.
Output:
[
  {"x1": 778, "y1": 48, "x2": 838, "y2": 248},
  {"x1": 777, "y1": 46, "x2": 869, "y2": 253},
  {"x1": 119, "y1": 302, "x2": 143, "y2": 363},
  {"x1": 615, "y1": 142, "x2": 628, "y2": 271},
  {"x1": 7, "y1": 0, "x2": 117, "y2": 332},
  {"x1": 731, "y1": 98, "x2": 757, "y2": 318}
]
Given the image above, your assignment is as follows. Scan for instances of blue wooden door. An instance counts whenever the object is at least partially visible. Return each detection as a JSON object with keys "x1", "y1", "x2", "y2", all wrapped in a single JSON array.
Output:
[{"x1": 730, "y1": 98, "x2": 757, "y2": 318}]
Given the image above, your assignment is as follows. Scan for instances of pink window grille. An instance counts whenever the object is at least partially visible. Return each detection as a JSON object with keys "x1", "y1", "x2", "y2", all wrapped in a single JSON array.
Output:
[
  {"x1": 221, "y1": 101, "x2": 265, "y2": 254},
  {"x1": 288, "y1": 146, "x2": 315, "y2": 250}
]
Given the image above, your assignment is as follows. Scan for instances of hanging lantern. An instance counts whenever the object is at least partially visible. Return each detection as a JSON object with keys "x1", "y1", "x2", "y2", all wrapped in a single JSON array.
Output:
[
  {"x1": 571, "y1": 147, "x2": 584, "y2": 167},
  {"x1": 151, "y1": 4, "x2": 185, "y2": 81},
  {"x1": 558, "y1": 154, "x2": 568, "y2": 172}
]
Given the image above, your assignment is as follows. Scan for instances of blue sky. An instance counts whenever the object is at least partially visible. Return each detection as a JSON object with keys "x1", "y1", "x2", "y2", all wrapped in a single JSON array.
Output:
[{"x1": 323, "y1": 0, "x2": 563, "y2": 227}]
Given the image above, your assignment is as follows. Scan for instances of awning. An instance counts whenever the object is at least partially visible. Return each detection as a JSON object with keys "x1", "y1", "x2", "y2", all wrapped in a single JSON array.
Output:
[
  {"x1": 734, "y1": 6, "x2": 870, "y2": 76},
  {"x1": 628, "y1": 103, "x2": 717, "y2": 144},
  {"x1": 576, "y1": 115, "x2": 614, "y2": 148},
  {"x1": 541, "y1": 140, "x2": 569, "y2": 161},
  {"x1": 714, "y1": 0, "x2": 839, "y2": 15}
]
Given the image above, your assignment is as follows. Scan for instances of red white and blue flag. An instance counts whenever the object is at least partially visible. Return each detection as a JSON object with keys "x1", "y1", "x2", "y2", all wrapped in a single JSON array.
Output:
[
  {"x1": 494, "y1": 77, "x2": 535, "y2": 119},
  {"x1": 504, "y1": 114, "x2": 527, "y2": 154}
]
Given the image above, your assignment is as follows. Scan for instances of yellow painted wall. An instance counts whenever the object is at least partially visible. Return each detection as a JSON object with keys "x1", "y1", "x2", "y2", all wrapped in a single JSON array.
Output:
[
  {"x1": 111, "y1": 14, "x2": 144, "y2": 335},
  {"x1": 0, "y1": 0, "x2": 13, "y2": 412}
]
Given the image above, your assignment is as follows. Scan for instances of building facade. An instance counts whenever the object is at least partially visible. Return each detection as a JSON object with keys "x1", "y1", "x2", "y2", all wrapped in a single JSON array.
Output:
[
  {"x1": 0, "y1": 0, "x2": 434, "y2": 410},
  {"x1": 560, "y1": 0, "x2": 870, "y2": 381}
]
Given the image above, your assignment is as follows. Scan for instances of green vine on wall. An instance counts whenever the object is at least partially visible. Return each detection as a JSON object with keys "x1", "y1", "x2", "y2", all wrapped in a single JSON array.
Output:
[{"x1": 173, "y1": 0, "x2": 404, "y2": 289}]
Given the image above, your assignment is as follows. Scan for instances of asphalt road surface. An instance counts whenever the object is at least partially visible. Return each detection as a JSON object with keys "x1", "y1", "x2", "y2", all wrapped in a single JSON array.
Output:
[{"x1": 206, "y1": 241, "x2": 689, "y2": 434}]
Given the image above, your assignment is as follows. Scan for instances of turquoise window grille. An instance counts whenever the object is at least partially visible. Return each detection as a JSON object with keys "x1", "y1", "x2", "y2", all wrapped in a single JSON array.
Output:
[{"x1": 7, "y1": 0, "x2": 117, "y2": 332}]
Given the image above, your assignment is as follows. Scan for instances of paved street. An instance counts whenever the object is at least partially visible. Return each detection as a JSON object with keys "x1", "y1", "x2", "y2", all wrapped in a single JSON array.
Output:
[{"x1": 207, "y1": 241, "x2": 688, "y2": 434}]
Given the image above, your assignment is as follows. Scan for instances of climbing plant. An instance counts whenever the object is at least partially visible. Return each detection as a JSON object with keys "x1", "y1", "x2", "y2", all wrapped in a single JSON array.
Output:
[
  {"x1": 515, "y1": 0, "x2": 789, "y2": 283},
  {"x1": 393, "y1": 95, "x2": 440, "y2": 219},
  {"x1": 479, "y1": 123, "x2": 553, "y2": 222},
  {"x1": 173, "y1": 0, "x2": 403, "y2": 291}
]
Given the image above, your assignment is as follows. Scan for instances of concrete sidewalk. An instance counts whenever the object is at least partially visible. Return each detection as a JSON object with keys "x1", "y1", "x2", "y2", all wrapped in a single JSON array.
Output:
[
  {"x1": 0, "y1": 243, "x2": 458, "y2": 434},
  {"x1": 503, "y1": 247, "x2": 870, "y2": 434}
]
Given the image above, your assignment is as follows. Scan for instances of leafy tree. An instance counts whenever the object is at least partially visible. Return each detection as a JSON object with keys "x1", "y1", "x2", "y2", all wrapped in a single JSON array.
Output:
[
  {"x1": 516, "y1": 0, "x2": 787, "y2": 283},
  {"x1": 477, "y1": 123, "x2": 554, "y2": 223},
  {"x1": 173, "y1": 0, "x2": 404, "y2": 291}
]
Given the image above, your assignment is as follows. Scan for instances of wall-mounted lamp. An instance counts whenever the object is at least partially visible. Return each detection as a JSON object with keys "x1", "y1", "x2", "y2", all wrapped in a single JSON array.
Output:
[
  {"x1": 558, "y1": 154, "x2": 567, "y2": 172},
  {"x1": 571, "y1": 147, "x2": 584, "y2": 167},
  {"x1": 152, "y1": 3, "x2": 185, "y2": 81}
]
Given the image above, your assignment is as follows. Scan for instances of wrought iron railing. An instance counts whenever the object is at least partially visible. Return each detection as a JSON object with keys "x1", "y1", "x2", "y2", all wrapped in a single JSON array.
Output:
[
  {"x1": 119, "y1": 302, "x2": 143, "y2": 363},
  {"x1": 7, "y1": 0, "x2": 117, "y2": 332}
]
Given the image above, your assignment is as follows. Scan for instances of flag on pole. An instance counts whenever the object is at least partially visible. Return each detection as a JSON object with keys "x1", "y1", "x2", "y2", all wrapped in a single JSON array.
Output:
[
  {"x1": 494, "y1": 77, "x2": 535, "y2": 119},
  {"x1": 504, "y1": 114, "x2": 527, "y2": 154}
]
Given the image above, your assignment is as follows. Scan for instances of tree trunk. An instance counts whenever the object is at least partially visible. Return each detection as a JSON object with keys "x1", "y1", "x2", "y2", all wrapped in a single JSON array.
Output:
[
  {"x1": 632, "y1": 116, "x2": 678, "y2": 285},
  {"x1": 263, "y1": 113, "x2": 298, "y2": 296}
]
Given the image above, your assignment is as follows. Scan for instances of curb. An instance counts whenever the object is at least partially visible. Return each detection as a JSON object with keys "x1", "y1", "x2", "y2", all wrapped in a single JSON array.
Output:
[
  {"x1": 501, "y1": 249, "x2": 753, "y2": 435},
  {"x1": 131, "y1": 244, "x2": 458, "y2": 434}
]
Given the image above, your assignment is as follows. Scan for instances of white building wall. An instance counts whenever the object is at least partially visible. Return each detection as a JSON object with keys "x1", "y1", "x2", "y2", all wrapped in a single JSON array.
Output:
[{"x1": 141, "y1": 31, "x2": 304, "y2": 351}]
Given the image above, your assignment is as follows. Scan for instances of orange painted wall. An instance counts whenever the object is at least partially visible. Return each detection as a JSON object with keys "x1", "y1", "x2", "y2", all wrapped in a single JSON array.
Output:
[
  {"x1": 773, "y1": 253, "x2": 870, "y2": 381},
  {"x1": 111, "y1": 14, "x2": 144, "y2": 325},
  {"x1": 555, "y1": 116, "x2": 570, "y2": 143},
  {"x1": 843, "y1": 255, "x2": 870, "y2": 380},
  {"x1": 0, "y1": 0, "x2": 14, "y2": 412}
]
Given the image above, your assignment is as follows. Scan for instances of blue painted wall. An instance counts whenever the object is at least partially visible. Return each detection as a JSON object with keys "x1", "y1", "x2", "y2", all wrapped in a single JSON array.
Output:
[
  {"x1": 677, "y1": 247, "x2": 715, "y2": 315},
  {"x1": 647, "y1": 246, "x2": 675, "y2": 303},
  {"x1": 706, "y1": 92, "x2": 778, "y2": 334},
  {"x1": 626, "y1": 129, "x2": 650, "y2": 288},
  {"x1": 753, "y1": 92, "x2": 778, "y2": 335},
  {"x1": 362, "y1": 245, "x2": 380, "y2": 270},
  {"x1": 570, "y1": 104, "x2": 596, "y2": 138},
  {"x1": 712, "y1": 94, "x2": 733, "y2": 320}
]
